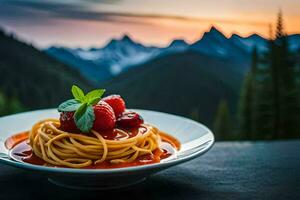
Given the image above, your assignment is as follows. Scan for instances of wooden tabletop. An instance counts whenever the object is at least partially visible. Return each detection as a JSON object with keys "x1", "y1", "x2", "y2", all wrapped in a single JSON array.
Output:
[{"x1": 0, "y1": 140, "x2": 299, "y2": 200}]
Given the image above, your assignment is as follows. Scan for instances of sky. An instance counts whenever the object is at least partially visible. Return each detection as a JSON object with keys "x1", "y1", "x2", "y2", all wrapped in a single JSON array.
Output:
[{"x1": 0, "y1": 0, "x2": 299, "y2": 48}]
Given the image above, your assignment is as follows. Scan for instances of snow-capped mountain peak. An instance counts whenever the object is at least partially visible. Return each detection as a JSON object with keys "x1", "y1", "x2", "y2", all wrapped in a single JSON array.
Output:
[
  {"x1": 45, "y1": 27, "x2": 300, "y2": 83},
  {"x1": 103, "y1": 34, "x2": 136, "y2": 50},
  {"x1": 191, "y1": 26, "x2": 232, "y2": 57},
  {"x1": 63, "y1": 35, "x2": 160, "y2": 76}
]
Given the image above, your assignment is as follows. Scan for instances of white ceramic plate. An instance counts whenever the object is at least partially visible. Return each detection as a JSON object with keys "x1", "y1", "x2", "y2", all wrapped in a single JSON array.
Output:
[{"x1": 0, "y1": 109, "x2": 214, "y2": 190}]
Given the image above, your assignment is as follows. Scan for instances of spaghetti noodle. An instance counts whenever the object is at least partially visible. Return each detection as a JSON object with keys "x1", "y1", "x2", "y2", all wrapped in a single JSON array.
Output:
[{"x1": 29, "y1": 119, "x2": 162, "y2": 168}]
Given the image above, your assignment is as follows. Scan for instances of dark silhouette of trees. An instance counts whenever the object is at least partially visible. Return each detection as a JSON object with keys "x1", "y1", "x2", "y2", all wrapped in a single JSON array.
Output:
[
  {"x1": 237, "y1": 47, "x2": 258, "y2": 139},
  {"x1": 270, "y1": 10, "x2": 299, "y2": 138},
  {"x1": 237, "y1": 10, "x2": 300, "y2": 140},
  {"x1": 213, "y1": 100, "x2": 232, "y2": 140},
  {"x1": 0, "y1": 29, "x2": 92, "y2": 114}
]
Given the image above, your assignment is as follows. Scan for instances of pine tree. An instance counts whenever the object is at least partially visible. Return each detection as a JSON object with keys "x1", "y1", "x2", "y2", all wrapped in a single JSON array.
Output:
[
  {"x1": 237, "y1": 10, "x2": 300, "y2": 140},
  {"x1": 251, "y1": 62, "x2": 275, "y2": 139},
  {"x1": 269, "y1": 35, "x2": 281, "y2": 138},
  {"x1": 275, "y1": 9, "x2": 284, "y2": 39},
  {"x1": 237, "y1": 47, "x2": 258, "y2": 139},
  {"x1": 271, "y1": 10, "x2": 299, "y2": 138},
  {"x1": 213, "y1": 100, "x2": 232, "y2": 140}
]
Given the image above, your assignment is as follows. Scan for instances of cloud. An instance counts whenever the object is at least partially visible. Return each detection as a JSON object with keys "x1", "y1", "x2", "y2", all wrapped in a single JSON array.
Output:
[
  {"x1": 0, "y1": 0, "x2": 145, "y2": 25},
  {"x1": 0, "y1": 0, "x2": 157, "y2": 26},
  {"x1": 0, "y1": 0, "x2": 269, "y2": 27}
]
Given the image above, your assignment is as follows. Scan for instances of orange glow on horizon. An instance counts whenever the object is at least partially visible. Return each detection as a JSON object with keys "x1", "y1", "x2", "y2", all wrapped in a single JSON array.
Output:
[
  {"x1": 1, "y1": 13, "x2": 299, "y2": 48},
  {"x1": 0, "y1": 0, "x2": 299, "y2": 48}
]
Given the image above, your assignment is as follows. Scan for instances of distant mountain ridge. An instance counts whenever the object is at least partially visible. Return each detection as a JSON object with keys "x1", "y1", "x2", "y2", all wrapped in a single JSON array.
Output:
[
  {"x1": 45, "y1": 26, "x2": 300, "y2": 83},
  {"x1": 47, "y1": 35, "x2": 162, "y2": 83},
  {"x1": 191, "y1": 27, "x2": 262, "y2": 65}
]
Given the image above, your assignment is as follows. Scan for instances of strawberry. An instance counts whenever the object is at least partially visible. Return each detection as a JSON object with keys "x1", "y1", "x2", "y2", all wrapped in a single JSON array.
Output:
[
  {"x1": 59, "y1": 111, "x2": 79, "y2": 132},
  {"x1": 102, "y1": 95, "x2": 126, "y2": 117},
  {"x1": 116, "y1": 111, "x2": 144, "y2": 128},
  {"x1": 92, "y1": 101, "x2": 116, "y2": 131}
]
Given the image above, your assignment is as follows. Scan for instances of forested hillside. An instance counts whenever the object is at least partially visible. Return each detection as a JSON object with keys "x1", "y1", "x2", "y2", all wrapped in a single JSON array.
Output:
[
  {"x1": 103, "y1": 50, "x2": 243, "y2": 128},
  {"x1": 0, "y1": 30, "x2": 92, "y2": 115}
]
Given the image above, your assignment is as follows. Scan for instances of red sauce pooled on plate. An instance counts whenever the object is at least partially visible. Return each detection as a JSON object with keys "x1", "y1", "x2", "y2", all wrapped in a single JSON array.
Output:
[{"x1": 6, "y1": 127, "x2": 180, "y2": 169}]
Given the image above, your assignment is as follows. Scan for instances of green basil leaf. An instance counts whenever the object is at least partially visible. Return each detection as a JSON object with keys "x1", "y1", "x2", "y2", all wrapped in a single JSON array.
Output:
[
  {"x1": 58, "y1": 99, "x2": 81, "y2": 112},
  {"x1": 74, "y1": 104, "x2": 95, "y2": 133},
  {"x1": 87, "y1": 97, "x2": 100, "y2": 105},
  {"x1": 85, "y1": 89, "x2": 105, "y2": 102},
  {"x1": 74, "y1": 102, "x2": 87, "y2": 119},
  {"x1": 71, "y1": 85, "x2": 85, "y2": 102}
]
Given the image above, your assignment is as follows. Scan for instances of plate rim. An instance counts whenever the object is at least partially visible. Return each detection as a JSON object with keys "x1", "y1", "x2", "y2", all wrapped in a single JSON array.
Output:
[{"x1": 0, "y1": 108, "x2": 214, "y2": 174}]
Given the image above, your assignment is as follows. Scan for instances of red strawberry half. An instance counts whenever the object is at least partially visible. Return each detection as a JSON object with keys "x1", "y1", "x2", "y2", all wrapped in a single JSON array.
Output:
[
  {"x1": 102, "y1": 95, "x2": 126, "y2": 117},
  {"x1": 59, "y1": 111, "x2": 79, "y2": 132},
  {"x1": 116, "y1": 111, "x2": 144, "y2": 128},
  {"x1": 92, "y1": 101, "x2": 116, "y2": 131}
]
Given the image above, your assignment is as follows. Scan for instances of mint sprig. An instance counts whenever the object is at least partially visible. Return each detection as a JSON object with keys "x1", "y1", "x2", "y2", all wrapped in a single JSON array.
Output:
[
  {"x1": 58, "y1": 85, "x2": 106, "y2": 133},
  {"x1": 74, "y1": 103, "x2": 95, "y2": 133},
  {"x1": 72, "y1": 85, "x2": 85, "y2": 102},
  {"x1": 58, "y1": 99, "x2": 81, "y2": 112}
]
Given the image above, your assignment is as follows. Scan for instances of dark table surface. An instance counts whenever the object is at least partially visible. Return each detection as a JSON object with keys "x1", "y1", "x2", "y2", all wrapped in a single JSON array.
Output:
[{"x1": 1, "y1": 140, "x2": 299, "y2": 200}]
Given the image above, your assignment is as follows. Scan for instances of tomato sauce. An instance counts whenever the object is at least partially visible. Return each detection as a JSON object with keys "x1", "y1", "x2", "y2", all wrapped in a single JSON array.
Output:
[
  {"x1": 5, "y1": 131, "x2": 29, "y2": 150},
  {"x1": 6, "y1": 127, "x2": 180, "y2": 169}
]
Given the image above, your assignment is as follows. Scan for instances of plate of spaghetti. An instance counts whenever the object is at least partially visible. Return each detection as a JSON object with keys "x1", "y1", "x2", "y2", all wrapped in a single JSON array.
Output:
[{"x1": 0, "y1": 85, "x2": 214, "y2": 190}]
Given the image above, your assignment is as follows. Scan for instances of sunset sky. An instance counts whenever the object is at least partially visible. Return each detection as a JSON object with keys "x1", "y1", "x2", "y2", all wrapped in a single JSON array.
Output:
[{"x1": 0, "y1": 0, "x2": 299, "y2": 48}]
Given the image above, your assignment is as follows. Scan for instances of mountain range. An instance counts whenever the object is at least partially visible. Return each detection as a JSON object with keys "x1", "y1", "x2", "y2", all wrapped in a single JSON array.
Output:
[
  {"x1": 45, "y1": 26, "x2": 300, "y2": 84},
  {"x1": 1, "y1": 25, "x2": 299, "y2": 128}
]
